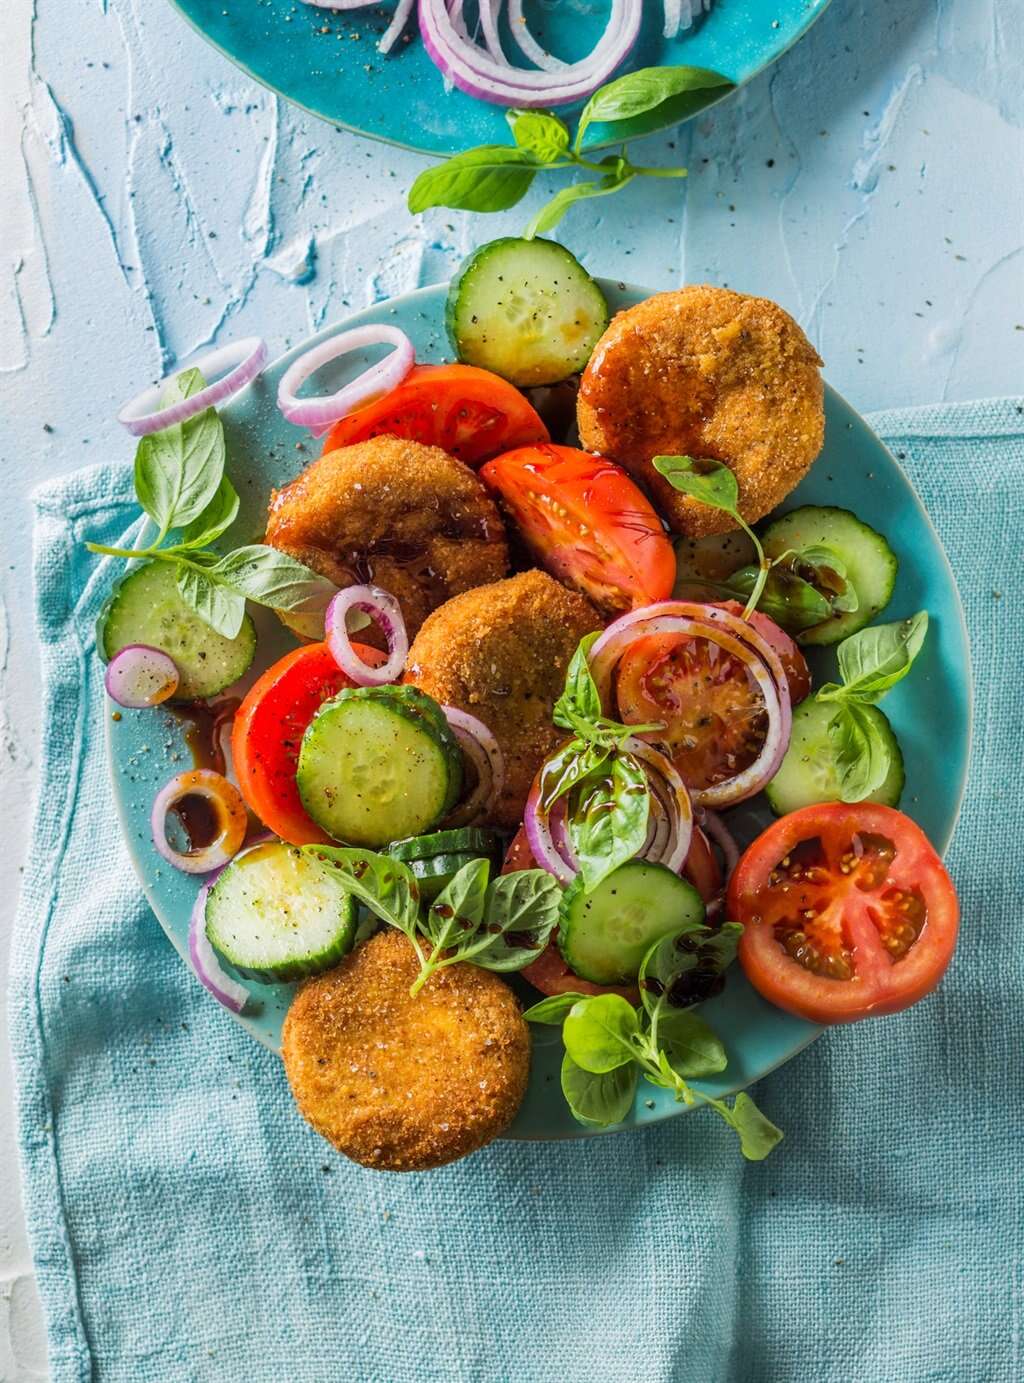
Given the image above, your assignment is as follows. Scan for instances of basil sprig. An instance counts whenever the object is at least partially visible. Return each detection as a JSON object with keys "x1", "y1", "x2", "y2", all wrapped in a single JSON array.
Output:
[
  {"x1": 523, "y1": 924, "x2": 782, "y2": 1160},
  {"x1": 86, "y1": 368, "x2": 335, "y2": 638},
  {"x1": 815, "y1": 612, "x2": 929, "y2": 801},
  {"x1": 303, "y1": 846, "x2": 561, "y2": 995},
  {"x1": 408, "y1": 66, "x2": 733, "y2": 236}
]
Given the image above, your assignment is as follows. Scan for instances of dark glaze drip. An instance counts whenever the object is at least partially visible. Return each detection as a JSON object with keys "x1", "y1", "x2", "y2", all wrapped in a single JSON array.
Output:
[
  {"x1": 170, "y1": 793, "x2": 220, "y2": 851},
  {"x1": 170, "y1": 698, "x2": 240, "y2": 774}
]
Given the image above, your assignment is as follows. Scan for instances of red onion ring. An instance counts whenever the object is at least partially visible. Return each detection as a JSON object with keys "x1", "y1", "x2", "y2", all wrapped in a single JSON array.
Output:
[
  {"x1": 379, "y1": 0, "x2": 415, "y2": 51},
  {"x1": 277, "y1": 324, "x2": 415, "y2": 438},
  {"x1": 697, "y1": 807, "x2": 740, "y2": 886},
  {"x1": 589, "y1": 601, "x2": 792, "y2": 809},
  {"x1": 325, "y1": 585, "x2": 408, "y2": 686},
  {"x1": 523, "y1": 774, "x2": 577, "y2": 886},
  {"x1": 104, "y1": 645, "x2": 179, "y2": 708},
  {"x1": 419, "y1": 0, "x2": 642, "y2": 108},
  {"x1": 117, "y1": 338, "x2": 267, "y2": 438},
  {"x1": 151, "y1": 769, "x2": 248, "y2": 875},
  {"x1": 188, "y1": 879, "x2": 251, "y2": 1013},
  {"x1": 621, "y1": 736, "x2": 693, "y2": 874},
  {"x1": 442, "y1": 706, "x2": 505, "y2": 826}
]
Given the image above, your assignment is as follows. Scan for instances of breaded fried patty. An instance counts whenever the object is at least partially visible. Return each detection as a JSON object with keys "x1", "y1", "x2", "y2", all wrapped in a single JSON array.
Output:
[
  {"x1": 404, "y1": 570, "x2": 597, "y2": 828},
  {"x1": 577, "y1": 286, "x2": 825, "y2": 537},
  {"x1": 265, "y1": 436, "x2": 509, "y2": 637},
  {"x1": 282, "y1": 930, "x2": 530, "y2": 1170}
]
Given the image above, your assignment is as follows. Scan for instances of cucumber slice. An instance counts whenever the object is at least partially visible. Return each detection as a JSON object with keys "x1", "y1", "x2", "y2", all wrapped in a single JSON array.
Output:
[
  {"x1": 388, "y1": 828, "x2": 502, "y2": 863},
  {"x1": 296, "y1": 685, "x2": 462, "y2": 847},
  {"x1": 446, "y1": 237, "x2": 609, "y2": 387},
  {"x1": 764, "y1": 697, "x2": 905, "y2": 815},
  {"x1": 761, "y1": 506, "x2": 898, "y2": 646},
  {"x1": 205, "y1": 840, "x2": 358, "y2": 982},
  {"x1": 406, "y1": 851, "x2": 498, "y2": 902},
  {"x1": 98, "y1": 560, "x2": 256, "y2": 700},
  {"x1": 558, "y1": 861, "x2": 706, "y2": 986}
]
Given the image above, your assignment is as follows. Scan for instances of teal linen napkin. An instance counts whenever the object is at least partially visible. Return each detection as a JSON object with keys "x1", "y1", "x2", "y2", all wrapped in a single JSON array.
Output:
[{"x1": 10, "y1": 398, "x2": 1023, "y2": 1383}]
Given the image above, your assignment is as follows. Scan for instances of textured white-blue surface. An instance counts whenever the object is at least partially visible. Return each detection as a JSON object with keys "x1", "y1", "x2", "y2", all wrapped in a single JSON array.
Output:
[{"x1": 1, "y1": 0, "x2": 1021, "y2": 1374}]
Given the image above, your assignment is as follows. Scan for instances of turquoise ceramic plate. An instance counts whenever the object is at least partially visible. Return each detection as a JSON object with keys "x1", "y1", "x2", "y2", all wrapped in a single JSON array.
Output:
[
  {"x1": 109, "y1": 280, "x2": 971, "y2": 1141},
  {"x1": 168, "y1": 0, "x2": 832, "y2": 155}
]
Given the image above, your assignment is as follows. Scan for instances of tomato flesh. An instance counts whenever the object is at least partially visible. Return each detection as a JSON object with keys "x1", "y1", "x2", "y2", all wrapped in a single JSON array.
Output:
[
  {"x1": 480, "y1": 444, "x2": 676, "y2": 615},
  {"x1": 715, "y1": 601, "x2": 811, "y2": 704},
  {"x1": 729, "y1": 803, "x2": 958, "y2": 1024},
  {"x1": 231, "y1": 641, "x2": 384, "y2": 846},
  {"x1": 321, "y1": 364, "x2": 548, "y2": 466}
]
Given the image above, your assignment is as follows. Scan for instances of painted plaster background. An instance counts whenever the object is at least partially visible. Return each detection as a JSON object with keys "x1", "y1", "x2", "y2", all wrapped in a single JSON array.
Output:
[{"x1": 1, "y1": 0, "x2": 1021, "y2": 1374}]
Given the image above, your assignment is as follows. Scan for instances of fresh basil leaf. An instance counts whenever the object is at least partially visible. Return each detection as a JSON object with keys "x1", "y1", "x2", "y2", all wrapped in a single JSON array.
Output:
[
  {"x1": 302, "y1": 846, "x2": 421, "y2": 938},
  {"x1": 656, "y1": 1009, "x2": 728, "y2": 1079},
  {"x1": 408, "y1": 146, "x2": 539, "y2": 215},
  {"x1": 576, "y1": 65, "x2": 733, "y2": 147},
  {"x1": 562, "y1": 993, "x2": 640, "y2": 1073},
  {"x1": 521, "y1": 992, "x2": 589, "y2": 1025},
  {"x1": 639, "y1": 922, "x2": 742, "y2": 1019},
  {"x1": 553, "y1": 632, "x2": 603, "y2": 730},
  {"x1": 538, "y1": 738, "x2": 610, "y2": 809},
  {"x1": 175, "y1": 563, "x2": 246, "y2": 639},
  {"x1": 525, "y1": 170, "x2": 634, "y2": 239},
  {"x1": 134, "y1": 402, "x2": 226, "y2": 535},
  {"x1": 570, "y1": 753, "x2": 649, "y2": 894},
  {"x1": 827, "y1": 703, "x2": 892, "y2": 802},
  {"x1": 507, "y1": 109, "x2": 570, "y2": 162},
  {"x1": 205, "y1": 545, "x2": 337, "y2": 614},
  {"x1": 831, "y1": 612, "x2": 929, "y2": 704},
  {"x1": 561, "y1": 1052, "x2": 638, "y2": 1127},
  {"x1": 652, "y1": 455, "x2": 740, "y2": 517},
  {"x1": 726, "y1": 565, "x2": 832, "y2": 632},
  {"x1": 177, "y1": 474, "x2": 240, "y2": 549},
  {"x1": 799, "y1": 544, "x2": 848, "y2": 581},
  {"x1": 425, "y1": 857, "x2": 490, "y2": 952},
  {"x1": 458, "y1": 868, "x2": 561, "y2": 971},
  {"x1": 718, "y1": 1092, "x2": 783, "y2": 1161},
  {"x1": 164, "y1": 367, "x2": 205, "y2": 402}
]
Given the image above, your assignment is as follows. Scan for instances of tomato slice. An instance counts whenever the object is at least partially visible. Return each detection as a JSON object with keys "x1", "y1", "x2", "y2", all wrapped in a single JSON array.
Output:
[
  {"x1": 231, "y1": 641, "x2": 384, "y2": 845},
  {"x1": 480, "y1": 444, "x2": 676, "y2": 615},
  {"x1": 728, "y1": 803, "x2": 959, "y2": 1024},
  {"x1": 716, "y1": 601, "x2": 811, "y2": 704},
  {"x1": 321, "y1": 364, "x2": 549, "y2": 466},
  {"x1": 502, "y1": 825, "x2": 721, "y2": 1000}
]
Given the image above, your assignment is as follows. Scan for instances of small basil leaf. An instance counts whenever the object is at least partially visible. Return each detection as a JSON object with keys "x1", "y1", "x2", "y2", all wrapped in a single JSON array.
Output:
[
  {"x1": 639, "y1": 921, "x2": 741, "y2": 1019},
  {"x1": 525, "y1": 171, "x2": 634, "y2": 239},
  {"x1": 553, "y1": 632, "x2": 603, "y2": 729},
  {"x1": 507, "y1": 109, "x2": 570, "y2": 162},
  {"x1": 425, "y1": 857, "x2": 490, "y2": 951},
  {"x1": 656, "y1": 1009, "x2": 728, "y2": 1079},
  {"x1": 521, "y1": 992, "x2": 589, "y2": 1025},
  {"x1": 175, "y1": 563, "x2": 246, "y2": 639},
  {"x1": 652, "y1": 454, "x2": 740, "y2": 517},
  {"x1": 726, "y1": 565, "x2": 832, "y2": 632},
  {"x1": 561, "y1": 1052, "x2": 638, "y2": 1127},
  {"x1": 562, "y1": 994, "x2": 640, "y2": 1073},
  {"x1": 134, "y1": 403, "x2": 226, "y2": 533},
  {"x1": 720, "y1": 1092, "x2": 783, "y2": 1161},
  {"x1": 177, "y1": 474, "x2": 240, "y2": 548},
  {"x1": 302, "y1": 846, "x2": 421, "y2": 938},
  {"x1": 834, "y1": 612, "x2": 929, "y2": 703},
  {"x1": 827, "y1": 703, "x2": 892, "y2": 802},
  {"x1": 577, "y1": 65, "x2": 733, "y2": 147},
  {"x1": 539, "y1": 739, "x2": 610, "y2": 809},
  {"x1": 459, "y1": 869, "x2": 561, "y2": 971},
  {"x1": 205, "y1": 545, "x2": 337, "y2": 614},
  {"x1": 570, "y1": 754, "x2": 649, "y2": 894},
  {"x1": 408, "y1": 146, "x2": 538, "y2": 214}
]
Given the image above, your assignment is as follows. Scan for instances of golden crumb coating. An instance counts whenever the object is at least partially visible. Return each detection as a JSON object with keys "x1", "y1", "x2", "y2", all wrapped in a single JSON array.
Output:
[
  {"x1": 282, "y1": 930, "x2": 530, "y2": 1171},
  {"x1": 265, "y1": 436, "x2": 509, "y2": 637},
  {"x1": 404, "y1": 570, "x2": 597, "y2": 828},
  {"x1": 577, "y1": 285, "x2": 825, "y2": 537}
]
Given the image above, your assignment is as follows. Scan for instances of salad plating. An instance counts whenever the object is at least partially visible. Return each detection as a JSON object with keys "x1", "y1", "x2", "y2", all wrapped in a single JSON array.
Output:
[{"x1": 94, "y1": 238, "x2": 960, "y2": 1172}]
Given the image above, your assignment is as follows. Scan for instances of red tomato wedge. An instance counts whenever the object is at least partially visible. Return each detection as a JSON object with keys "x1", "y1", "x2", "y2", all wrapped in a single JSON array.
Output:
[
  {"x1": 231, "y1": 641, "x2": 384, "y2": 846},
  {"x1": 729, "y1": 803, "x2": 959, "y2": 1024},
  {"x1": 320, "y1": 364, "x2": 548, "y2": 466},
  {"x1": 480, "y1": 444, "x2": 676, "y2": 615},
  {"x1": 502, "y1": 825, "x2": 722, "y2": 1000}
]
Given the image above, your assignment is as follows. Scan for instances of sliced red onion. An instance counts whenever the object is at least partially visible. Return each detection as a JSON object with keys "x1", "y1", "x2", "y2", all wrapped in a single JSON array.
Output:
[
  {"x1": 697, "y1": 807, "x2": 740, "y2": 886},
  {"x1": 442, "y1": 706, "x2": 505, "y2": 826},
  {"x1": 117, "y1": 338, "x2": 267, "y2": 437},
  {"x1": 151, "y1": 769, "x2": 248, "y2": 875},
  {"x1": 188, "y1": 881, "x2": 251, "y2": 1014},
  {"x1": 589, "y1": 601, "x2": 792, "y2": 810},
  {"x1": 507, "y1": 0, "x2": 566, "y2": 71},
  {"x1": 105, "y1": 645, "x2": 179, "y2": 708},
  {"x1": 325, "y1": 585, "x2": 408, "y2": 686},
  {"x1": 524, "y1": 775, "x2": 576, "y2": 886},
  {"x1": 379, "y1": 0, "x2": 415, "y2": 51},
  {"x1": 277, "y1": 324, "x2": 414, "y2": 438},
  {"x1": 621, "y1": 736, "x2": 693, "y2": 874},
  {"x1": 418, "y1": 0, "x2": 642, "y2": 107}
]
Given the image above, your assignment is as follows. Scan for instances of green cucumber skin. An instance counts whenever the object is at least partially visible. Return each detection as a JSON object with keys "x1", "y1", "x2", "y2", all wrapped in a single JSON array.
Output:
[
  {"x1": 445, "y1": 237, "x2": 609, "y2": 387},
  {"x1": 98, "y1": 560, "x2": 256, "y2": 701},
  {"x1": 558, "y1": 860, "x2": 706, "y2": 987},
  {"x1": 296, "y1": 687, "x2": 462, "y2": 847},
  {"x1": 205, "y1": 842, "x2": 358, "y2": 982},
  {"x1": 405, "y1": 851, "x2": 500, "y2": 902},
  {"x1": 760, "y1": 505, "x2": 898, "y2": 647},
  {"x1": 764, "y1": 697, "x2": 905, "y2": 816},
  {"x1": 388, "y1": 828, "x2": 502, "y2": 863}
]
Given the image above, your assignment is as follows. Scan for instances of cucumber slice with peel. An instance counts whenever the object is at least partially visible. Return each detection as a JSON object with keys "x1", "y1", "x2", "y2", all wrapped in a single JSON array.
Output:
[
  {"x1": 764, "y1": 697, "x2": 905, "y2": 815},
  {"x1": 388, "y1": 828, "x2": 502, "y2": 863}
]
